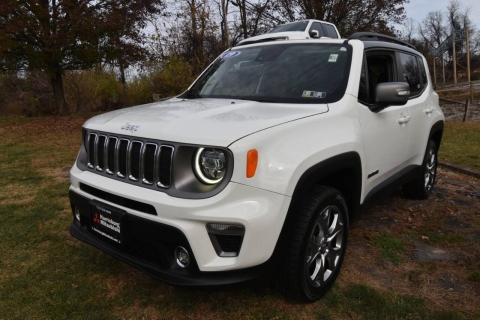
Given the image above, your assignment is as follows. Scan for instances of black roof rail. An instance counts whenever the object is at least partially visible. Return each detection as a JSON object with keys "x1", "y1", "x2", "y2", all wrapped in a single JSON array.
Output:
[{"x1": 348, "y1": 32, "x2": 416, "y2": 50}]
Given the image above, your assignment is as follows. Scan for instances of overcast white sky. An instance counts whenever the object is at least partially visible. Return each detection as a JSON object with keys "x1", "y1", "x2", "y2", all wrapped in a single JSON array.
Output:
[{"x1": 403, "y1": 0, "x2": 480, "y2": 29}]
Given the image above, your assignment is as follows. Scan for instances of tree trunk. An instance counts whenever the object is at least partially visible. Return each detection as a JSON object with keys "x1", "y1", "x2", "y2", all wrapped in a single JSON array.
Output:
[
  {"x1": 119, "y1": 63, "x2": 127, "y2": 106},
  {"x1": 50, "y1": 71, "x2": 69, "y2": 116}
]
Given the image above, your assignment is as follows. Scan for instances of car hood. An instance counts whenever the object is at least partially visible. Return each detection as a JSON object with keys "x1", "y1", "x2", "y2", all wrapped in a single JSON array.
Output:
[{"x1": 83, "y1": 98, "x2": 328, "y2": 146}]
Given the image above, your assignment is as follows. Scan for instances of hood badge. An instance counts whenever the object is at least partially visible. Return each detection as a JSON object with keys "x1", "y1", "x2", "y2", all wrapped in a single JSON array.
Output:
[{"x1": 121, "y1": 123, "x2": 140, "y2": 132}]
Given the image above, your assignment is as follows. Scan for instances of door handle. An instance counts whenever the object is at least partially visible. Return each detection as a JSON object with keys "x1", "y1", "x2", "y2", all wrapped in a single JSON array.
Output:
[
  {"x1": 398, "y1": 115, "x2": 411, "y2": 124},
  {"x1": 424, "y1": 106, "x2": 435, "y2": 114}
]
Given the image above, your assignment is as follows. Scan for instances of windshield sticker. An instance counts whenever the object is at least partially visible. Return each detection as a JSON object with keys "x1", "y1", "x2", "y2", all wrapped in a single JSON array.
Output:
[
  {"x1": 328, "y1": 54, "x2": 338, "y2": 62},
  {"x1": 302, "y1": 91, "x2": 326, "y2": 98},
  {"x1": 221, "y1": 51, "x2": 241, "y2": 59}
]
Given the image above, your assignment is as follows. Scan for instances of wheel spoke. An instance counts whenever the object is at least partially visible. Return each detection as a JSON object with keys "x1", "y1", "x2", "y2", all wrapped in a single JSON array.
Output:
[
  {"x1": 327, "y1": 216, "x2": 343, "y2": 242},
  {"x1": 306, "y1": 250, "x2": 320, "y2": 268},
  {"x1": 319, "y1": 207, "x2": 331, "y2": 232},
  {"x1": 311, "y1": 254, "x2": 325, "y2": 285},
  {"x1": 326, "y1": 247, "x2": 341, "y2": 268}
]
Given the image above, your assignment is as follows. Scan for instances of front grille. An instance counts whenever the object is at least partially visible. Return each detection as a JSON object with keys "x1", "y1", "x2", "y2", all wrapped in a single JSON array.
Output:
[{"x1": 86, "y1": 132, "x2": 174, "y2": 189}]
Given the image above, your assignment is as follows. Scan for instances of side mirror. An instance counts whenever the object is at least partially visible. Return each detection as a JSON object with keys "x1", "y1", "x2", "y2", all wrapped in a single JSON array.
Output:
[
  {"x1": 310, "y1": 30, "x2": 319, "y2": 38},
  {"x1": 373, "y1": 82, "x2": 410, "y2": 111}
]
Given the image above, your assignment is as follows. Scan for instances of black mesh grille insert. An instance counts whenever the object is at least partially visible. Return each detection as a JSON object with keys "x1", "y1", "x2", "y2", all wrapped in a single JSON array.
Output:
[
  {"x1": 143, "y1": 144, "x2": 156, "y2": 183},
  {"x1": 97, "y1": 136, "x2": 106, "y2": 170},
  {"x1": 158, "y1": 147, "x2": 173, "y2": 187},
  {"x1": 118, "y1": 140, "x2": 128, "y2": 176},
  {"x1": 88, "y1": 134, "x2": 96, "y2": 166},
  {"x1": 215, "y1": 235, "x2": 244, "y2": 253},
  {"x1": 107, "y1": 138, "x2": 116, "y2": 173},
  {"x1": 130, "y1": 142, "x2": 142, "y2": 179}
]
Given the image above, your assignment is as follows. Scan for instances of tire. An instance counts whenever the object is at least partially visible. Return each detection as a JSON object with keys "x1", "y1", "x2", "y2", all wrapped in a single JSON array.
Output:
[
  {"x1": 281, "y1": 186, "x2": 349, "y2": 302},
  {"x1": 403, "y1": 140, "x2": 438, "y2": 200}
]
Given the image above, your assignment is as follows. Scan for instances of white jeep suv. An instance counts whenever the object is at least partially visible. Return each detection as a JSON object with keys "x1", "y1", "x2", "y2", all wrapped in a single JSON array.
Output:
[{"x1": 69, "y1": 32, "x2": 445, "y2": 301}]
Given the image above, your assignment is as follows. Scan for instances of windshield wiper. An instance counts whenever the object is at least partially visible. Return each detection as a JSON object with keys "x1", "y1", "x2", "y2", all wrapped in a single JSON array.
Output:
[
  {"x1": 232, "y1": 97, "x2": 278, "y2": 103},
  {"x1": 255, "y1": 99, "x2": 277, "y2": 103}
]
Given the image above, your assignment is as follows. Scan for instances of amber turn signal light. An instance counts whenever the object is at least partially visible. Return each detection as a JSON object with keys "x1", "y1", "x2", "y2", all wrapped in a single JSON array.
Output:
[{"x1": 246, "y1": 149, "x2": 258, "y2": 178}]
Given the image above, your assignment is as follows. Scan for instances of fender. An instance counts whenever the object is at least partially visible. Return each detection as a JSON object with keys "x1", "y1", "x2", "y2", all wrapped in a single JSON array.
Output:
[{"x1": 267, "y1": 152, "x2": 362, "y2": 270}]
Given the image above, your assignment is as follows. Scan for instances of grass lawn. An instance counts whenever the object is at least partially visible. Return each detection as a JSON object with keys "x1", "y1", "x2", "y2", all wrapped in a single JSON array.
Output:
[
  {"x1": 439, "y1": 121, "x2": 480, "y2": 171},
  {"x1": 0, "y1": 116, "x2": 478, "y2": 319}
]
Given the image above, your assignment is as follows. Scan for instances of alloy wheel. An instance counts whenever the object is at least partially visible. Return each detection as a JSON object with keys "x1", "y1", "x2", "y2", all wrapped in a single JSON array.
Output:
[{"x1": 304, "y1": 205, "x2": 345, "y2": 288}]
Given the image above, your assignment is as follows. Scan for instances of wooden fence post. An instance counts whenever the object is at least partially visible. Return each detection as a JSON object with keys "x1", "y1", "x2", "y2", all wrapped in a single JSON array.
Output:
[{"x1": 463, "y1": 98, "x2": 471, "y2": 122}]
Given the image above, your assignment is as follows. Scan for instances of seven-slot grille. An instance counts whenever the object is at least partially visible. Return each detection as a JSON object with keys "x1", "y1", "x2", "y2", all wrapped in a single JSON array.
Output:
[{"x1": 86, "y1": 132, "x2": 173, "y2": 188}]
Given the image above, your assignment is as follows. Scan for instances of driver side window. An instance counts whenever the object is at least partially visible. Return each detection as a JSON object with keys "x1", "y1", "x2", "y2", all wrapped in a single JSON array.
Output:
[{"x1": 358, "y1": 52, "x2": 396, "y2": 105}]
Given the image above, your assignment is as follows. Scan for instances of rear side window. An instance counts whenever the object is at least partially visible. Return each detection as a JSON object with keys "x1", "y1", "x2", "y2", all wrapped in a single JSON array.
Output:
[
  {"x1": 322, "y1": 24, "x2": 338, "y2": 38},
  {"x1": 417, "y1": 57, "x2": 428, "y2": 90},
  {"x1": 398, "y1": 52, "x2": 421, "y2": 97}
]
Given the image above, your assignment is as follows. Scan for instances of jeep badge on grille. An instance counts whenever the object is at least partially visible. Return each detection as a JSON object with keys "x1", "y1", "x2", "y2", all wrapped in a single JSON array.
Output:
[{"x1": 121, "y1": 123, "x2": 140, "y2": 132}]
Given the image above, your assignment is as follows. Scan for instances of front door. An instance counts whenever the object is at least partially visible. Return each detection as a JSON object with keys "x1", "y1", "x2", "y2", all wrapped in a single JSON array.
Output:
[{"x1": 357, "y1": 51, "x2": 410, "y2": 196}]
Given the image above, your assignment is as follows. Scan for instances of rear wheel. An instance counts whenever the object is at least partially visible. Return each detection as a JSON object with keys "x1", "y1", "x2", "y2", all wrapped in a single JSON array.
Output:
[
  {"x1": 403, "y1": 140, "x2": 437, "y2": 199},
  {"x1": 281, "y1": 186, "x2": 349, "y2": 301}
]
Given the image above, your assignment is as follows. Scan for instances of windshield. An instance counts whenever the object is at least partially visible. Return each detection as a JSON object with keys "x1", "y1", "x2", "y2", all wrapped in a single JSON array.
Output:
[
  {"x1": 268, "y1": 21, "x2": 309, "y2": 33},
  {"x1": 183, "y1": 43, "x2": 352, "y2": 104}
]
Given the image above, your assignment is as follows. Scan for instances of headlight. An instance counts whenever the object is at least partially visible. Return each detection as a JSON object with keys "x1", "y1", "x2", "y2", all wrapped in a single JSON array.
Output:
[{"x1": 194, "y1": 148, "x2": 226, "y2": 184}]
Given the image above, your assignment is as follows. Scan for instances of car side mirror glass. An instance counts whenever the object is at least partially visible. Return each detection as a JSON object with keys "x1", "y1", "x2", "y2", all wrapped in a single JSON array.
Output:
[
  {"x1": 372, "y1": 82, "x2": 410, "y2": 111},
  {"x1": 310, "y1": 30, "x2": 319, "y2": 38}
]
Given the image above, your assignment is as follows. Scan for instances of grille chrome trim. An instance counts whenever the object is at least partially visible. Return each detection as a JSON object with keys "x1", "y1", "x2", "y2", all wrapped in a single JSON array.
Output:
[
  {"x1": 117, "y1": 139, "x2": 130, "y2": 178},
  {"x1": 106, "y1": 137, "x2": 118, "y2": 175},
  {"x1": 128, "y1": 141, "x2": 143, "y2": 181},
  {"x1": 95, "y1": 135, "x2": 107, "y2": 172},
  {"x1": 87, "y1": 133, "x2": 97, "y2": 168},
  {"x1": 157, "y1": 145, "x2": 174, "y2": 188},
  {"x1": 142, "y1": 143, "x2": 157, "y2": 185}
]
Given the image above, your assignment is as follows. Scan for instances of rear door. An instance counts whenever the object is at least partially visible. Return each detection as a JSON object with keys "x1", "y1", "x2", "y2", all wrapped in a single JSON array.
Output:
[
  {"x1": 398, "y1": 53, "x2": 434, "y2": 165},
  {"x1": 357, "y1": 50, "x2": 410, "y2": 195}
]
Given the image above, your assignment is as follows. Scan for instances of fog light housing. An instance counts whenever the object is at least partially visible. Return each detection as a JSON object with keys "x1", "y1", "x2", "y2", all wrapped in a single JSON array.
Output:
[
  {"x1": 175, "y1": 246, "x2": 190, "y2": 268},
  {"x1": 206, "y1": 223, "x2": 245, "y2": 257},
  {"x1": 74, "y1": 207, "x2": 81, "y2": 222}
]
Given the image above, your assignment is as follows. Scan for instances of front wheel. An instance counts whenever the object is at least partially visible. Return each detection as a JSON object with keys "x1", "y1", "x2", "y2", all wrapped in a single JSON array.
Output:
[
  {"x1": 403, "y1": 140, "x2": 438, "y2": 199},
  {"x1": 281, "y1": 186, "x2": 349, "y2": 301}
]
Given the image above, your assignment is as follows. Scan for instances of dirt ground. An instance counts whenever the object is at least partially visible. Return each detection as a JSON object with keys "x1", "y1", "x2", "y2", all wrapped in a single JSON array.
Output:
[{"x1": 341, "y1": 167, "x2": 480, "y2": 315}]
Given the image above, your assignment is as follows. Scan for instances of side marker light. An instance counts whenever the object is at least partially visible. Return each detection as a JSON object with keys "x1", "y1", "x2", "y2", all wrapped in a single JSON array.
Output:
[{"x1": 246, "y1": 149, "x2": 258, "y2": 178}]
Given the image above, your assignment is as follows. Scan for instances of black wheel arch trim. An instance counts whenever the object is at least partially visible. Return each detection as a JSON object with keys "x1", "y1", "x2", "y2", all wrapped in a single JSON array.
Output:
[{"x1": 429, "y1": 120, "x2": 444, "y2": 151}]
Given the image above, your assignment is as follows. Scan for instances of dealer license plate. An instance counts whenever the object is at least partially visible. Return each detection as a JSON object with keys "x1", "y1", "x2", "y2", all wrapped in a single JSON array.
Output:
[{"x1": 90, "y1": 200, "x2": 126, "y2": 244}]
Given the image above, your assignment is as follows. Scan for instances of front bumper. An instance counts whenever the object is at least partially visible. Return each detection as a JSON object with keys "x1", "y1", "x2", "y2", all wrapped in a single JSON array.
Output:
[
  {"x1": 69, "y1": 163, "x2": 291, "y2": 284},
  {"x1": 70, "y1": 191, "x2": 273, "y2": 286}
]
